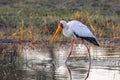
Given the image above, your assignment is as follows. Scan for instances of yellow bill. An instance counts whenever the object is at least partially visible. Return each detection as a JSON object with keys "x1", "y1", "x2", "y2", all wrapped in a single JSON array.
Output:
[{"x1": 50, "y1": 25, "x2": 62, "y2": 44}]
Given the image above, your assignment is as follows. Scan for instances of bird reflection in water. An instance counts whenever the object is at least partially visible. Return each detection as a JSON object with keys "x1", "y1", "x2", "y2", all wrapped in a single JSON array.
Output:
[{"x1": 65, "y1": 61, "x2": 91, "y2": 80}]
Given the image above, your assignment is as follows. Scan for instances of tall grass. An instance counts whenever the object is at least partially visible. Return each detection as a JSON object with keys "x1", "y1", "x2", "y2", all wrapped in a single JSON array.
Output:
[{"x1": 0, "y1": 1, "x2": 119, "y2": 42}]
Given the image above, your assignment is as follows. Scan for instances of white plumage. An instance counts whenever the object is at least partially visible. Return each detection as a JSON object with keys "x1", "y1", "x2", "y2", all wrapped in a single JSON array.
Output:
[
  {"x1": 61, "y1": 20, "x2": 95, "y2": 38},
  {"x1": 60, "y1": 20, "x2": 99, "y2": 46}
]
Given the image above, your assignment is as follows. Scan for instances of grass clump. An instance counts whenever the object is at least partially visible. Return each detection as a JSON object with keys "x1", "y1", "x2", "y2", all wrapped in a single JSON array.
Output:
[{"x1": 0, "y1": 0, "x2": 119, "y2": 42}]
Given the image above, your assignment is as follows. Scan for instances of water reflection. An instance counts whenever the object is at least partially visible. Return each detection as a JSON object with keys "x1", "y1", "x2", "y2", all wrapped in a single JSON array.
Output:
[
  {"x1": 0, "y1": 42, "x2": 120, "y2": 80},
  {"x1": 17, "y1": 63, "x2": 55, "y2": 80},
  {"x1": 89, "y1": 68, "x2": 120, "y2": 80},
  {"x1": 54, "y1": 43, "x2": 120, "y2": 80}
]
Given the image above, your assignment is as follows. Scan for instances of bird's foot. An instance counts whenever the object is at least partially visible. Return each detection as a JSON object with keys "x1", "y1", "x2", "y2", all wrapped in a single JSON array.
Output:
[
  {"x1": 65, "y1": 59, "x2": 68, "y2": 64},
  {"x1": 65, "y1": 61, "x2": 67, "y2": 65}
]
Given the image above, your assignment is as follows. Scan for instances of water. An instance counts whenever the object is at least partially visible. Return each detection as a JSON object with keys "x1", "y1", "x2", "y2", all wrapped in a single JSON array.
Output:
[{"x1": 0, "y1": 42, "x2": 120, "y2": 80}]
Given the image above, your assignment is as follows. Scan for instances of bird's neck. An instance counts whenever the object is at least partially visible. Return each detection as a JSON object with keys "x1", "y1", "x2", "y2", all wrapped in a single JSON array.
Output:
[
  {"x1": 62, "y1": 25, "x2": 73, "y2": 37},
  {"x1": 63, "y1": 24, "x2": 69, "y2": 32}
]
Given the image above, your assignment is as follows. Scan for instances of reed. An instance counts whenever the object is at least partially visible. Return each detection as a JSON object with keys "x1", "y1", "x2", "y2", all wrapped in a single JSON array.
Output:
[{"x1": 0, "y1": 0, "x2": 119, "y2": 42}]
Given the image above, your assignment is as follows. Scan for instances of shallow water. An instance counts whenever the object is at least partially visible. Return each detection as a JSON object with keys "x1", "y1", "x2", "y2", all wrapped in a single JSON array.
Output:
[{"x1": 0, "y1": 42, "x2": 120, "y2": 80}]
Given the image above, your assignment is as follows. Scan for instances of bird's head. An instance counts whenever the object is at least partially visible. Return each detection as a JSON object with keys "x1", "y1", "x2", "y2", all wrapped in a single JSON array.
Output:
[{"x1": 50, "y1": 20, "x2": 67, "y2": 44}]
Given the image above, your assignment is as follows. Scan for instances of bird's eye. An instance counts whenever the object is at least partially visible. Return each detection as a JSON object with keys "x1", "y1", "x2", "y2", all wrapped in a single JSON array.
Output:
[{"x1": 60, "y1": 23, "x2": 63, "y2": 28}]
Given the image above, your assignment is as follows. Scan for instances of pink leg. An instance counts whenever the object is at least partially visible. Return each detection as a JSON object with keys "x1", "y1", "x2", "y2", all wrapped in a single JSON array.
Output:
[
  {"x1": 65, "y1": 37, "x2": 75, "y2": 63},
  {"x1": 82, "y1": 39, "x2": 91, "y2": 80}
]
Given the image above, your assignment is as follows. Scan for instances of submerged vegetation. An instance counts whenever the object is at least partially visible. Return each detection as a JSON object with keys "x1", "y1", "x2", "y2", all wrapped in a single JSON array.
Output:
[{"x1": 0, "y1": 0, "x2": 119, "y2": 42}]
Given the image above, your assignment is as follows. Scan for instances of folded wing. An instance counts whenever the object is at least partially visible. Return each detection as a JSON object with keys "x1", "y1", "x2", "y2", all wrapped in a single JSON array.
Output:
[{"x1": 68, "y1": 20, "x2": 99, "y2": 46}]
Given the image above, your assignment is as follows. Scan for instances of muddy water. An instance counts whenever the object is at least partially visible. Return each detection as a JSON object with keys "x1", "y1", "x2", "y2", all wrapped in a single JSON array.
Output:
[{"x1": 0, "y1": 42, "x2": 120, "y2": 80}]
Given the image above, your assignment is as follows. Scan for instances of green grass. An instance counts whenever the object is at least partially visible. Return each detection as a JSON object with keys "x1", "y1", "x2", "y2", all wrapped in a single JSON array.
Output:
[{"x1": 0, "y1": 0, "x2": 120, "y2": 42}]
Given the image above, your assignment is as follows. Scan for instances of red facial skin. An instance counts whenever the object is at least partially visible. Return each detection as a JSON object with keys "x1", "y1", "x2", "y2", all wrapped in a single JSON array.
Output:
[{"x1": 60, "y1": 23, "x2": 63, "y2": 28}]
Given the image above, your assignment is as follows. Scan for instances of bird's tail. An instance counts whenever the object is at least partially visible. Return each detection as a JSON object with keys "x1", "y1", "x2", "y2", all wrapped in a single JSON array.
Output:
[{"x1": 81, "y1": 37, "x2": 99, "y2": 46}]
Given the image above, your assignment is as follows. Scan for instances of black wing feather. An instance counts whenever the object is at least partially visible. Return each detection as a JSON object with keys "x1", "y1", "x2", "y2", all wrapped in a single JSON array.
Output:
[{"x1": 74, "y1": 32, "x2": 99, "y2": 46}]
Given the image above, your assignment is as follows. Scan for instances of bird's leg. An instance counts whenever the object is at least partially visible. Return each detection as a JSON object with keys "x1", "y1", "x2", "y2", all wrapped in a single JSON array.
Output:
[
  {"x1": 82, "y1": 39, "x2": 90, "y2": 55},
  {"x1": 65, "y1": 37, "x2": 75, "y2": 64},
  {"x1": 82, "y1": 39, "x2": 91, "y2": 80}
]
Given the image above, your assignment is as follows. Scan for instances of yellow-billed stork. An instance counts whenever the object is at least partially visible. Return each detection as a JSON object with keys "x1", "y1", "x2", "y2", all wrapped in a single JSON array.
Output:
[
  {"x1": 50, "y1": 20, "x2": 99, "y2": 80},
  {"x1": 50, "y1": 20, "x2": 99, "y2": 60}
]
